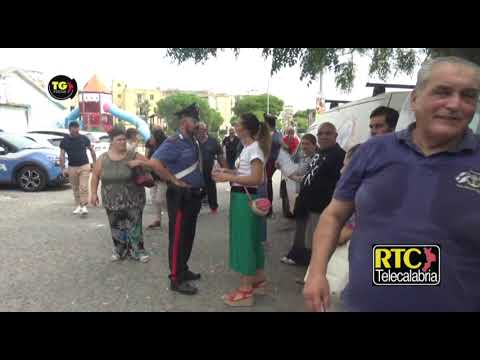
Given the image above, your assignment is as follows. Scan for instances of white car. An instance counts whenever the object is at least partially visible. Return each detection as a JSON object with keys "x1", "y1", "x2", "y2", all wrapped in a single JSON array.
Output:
[
  {"x1": 87, "y1": 131, "x2": 110, "y2": 158},
  {"x1": 27, "y1": 129, "x2": 110, "y2": 162},
  {"x1": 23, "y1": 133, "x2": 64, "y2": 149}
]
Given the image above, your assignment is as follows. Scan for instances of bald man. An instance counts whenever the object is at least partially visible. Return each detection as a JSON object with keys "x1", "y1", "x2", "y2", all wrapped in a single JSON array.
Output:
[{"x1": 293, "y1": 122, "x2": 346, "y2": 263}]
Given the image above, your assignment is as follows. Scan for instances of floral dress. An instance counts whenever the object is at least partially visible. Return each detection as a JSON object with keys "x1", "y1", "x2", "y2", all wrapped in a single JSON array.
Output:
[{"x1": 100, "y1": 151, "x2": 147, "y2": 259}]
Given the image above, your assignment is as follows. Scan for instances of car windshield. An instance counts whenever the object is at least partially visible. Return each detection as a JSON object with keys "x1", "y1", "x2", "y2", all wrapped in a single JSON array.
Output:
[
  {"x1": 49, "y1": 138, "x2": 64, "y2": 147},
  {"x1": 1, "y1": 134, "x2": 43, "y2": 150}
]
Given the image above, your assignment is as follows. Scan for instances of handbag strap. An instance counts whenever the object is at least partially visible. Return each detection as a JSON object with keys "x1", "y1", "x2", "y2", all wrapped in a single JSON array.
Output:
[
  {"x1": 243, "y1": 186, "x2": 253, "y2": 201},
  {"x1": 243, "y1": 167, "x2": 268, "y2": 202}
]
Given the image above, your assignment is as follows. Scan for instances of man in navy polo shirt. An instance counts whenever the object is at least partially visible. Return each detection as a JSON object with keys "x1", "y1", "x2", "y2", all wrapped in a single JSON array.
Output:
[
  {"x1": 60, "y1": 121, "x2": 96, "y2": 216},
  {"x1": 136, "y1": 103, "x2": 205, "y2": 295},
  {"x1": 196, "y1": 121, "x2": 227, "y2": 214},
  {"x1": 304, "y1": 56, "x2": 480, "y2": 312}
]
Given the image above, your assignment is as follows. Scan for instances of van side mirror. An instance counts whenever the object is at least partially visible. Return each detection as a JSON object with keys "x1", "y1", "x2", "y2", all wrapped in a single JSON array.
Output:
[{"x1": 0, "y1": 146, "x2": 6, "y2": 155}]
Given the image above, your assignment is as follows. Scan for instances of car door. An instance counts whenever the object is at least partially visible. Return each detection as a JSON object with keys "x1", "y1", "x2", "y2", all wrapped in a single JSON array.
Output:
[{"x1": 0, "y1": 139, "x2": 15, "y2": 183}]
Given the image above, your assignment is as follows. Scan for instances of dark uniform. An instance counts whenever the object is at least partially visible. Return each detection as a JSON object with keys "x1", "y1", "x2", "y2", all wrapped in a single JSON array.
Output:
[
  {"x1": 199, "y1": 136, "x2": 223, "y2": 211},
  {"x1": 222, "y1": 135, "x2": 240, "y2": 169},
  {"x1": 152, "y1": 105, "x2": 204, "y2": 293}
]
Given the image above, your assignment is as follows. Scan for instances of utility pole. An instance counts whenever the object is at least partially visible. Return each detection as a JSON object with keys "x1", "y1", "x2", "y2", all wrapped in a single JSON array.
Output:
[{"x1": 266, "y1": 55, "x2": 272, "y2": 114}]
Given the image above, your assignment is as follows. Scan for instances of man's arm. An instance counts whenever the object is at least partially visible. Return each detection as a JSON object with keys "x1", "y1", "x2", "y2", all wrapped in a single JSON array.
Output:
[
  {"x1": 129, "y1": 157, "x2": 188, "y2": 187},
  {"x1": 338, "y1": 226, "x2": 353, "y2": 246},
  {"x1": 59, "y1": 149, "x2": 66, "y2": 170},
  {"x1": 90, "y1": 156, "x2": 102, "y2": 206},
  {"x1": 88, "y1": 145, "x2": 97, "y2": 163},
  {"x1": 213, "y1": 159, "x2": 263, "y2": 186},
  {"x1": 149, "y1": 158, "x2": 190, "y2": 187},
  {"x1": 303, "y1": 199, "x2": 354, "y2": 311},
  {"x1": 217, "y1": 154, "x2": 228, "y2": 168},
  {"x1": 214, "y1": 139, "x2": 228, "y2": 168}
]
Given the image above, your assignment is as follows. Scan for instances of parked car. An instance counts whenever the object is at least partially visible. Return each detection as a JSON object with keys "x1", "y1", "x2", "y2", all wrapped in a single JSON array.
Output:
[
  {"x1": 0, "y1": 133, "x2": 68, "y2": 192},
  {"x1": 87, "y1": 131, "x2": 110, "y2": 158},
  {"x1": 27, "y1": 129, "x2": 110, "y2": 162},
  {"x1": 23, "y1": 133, "x2": 64, "y2": 149}
]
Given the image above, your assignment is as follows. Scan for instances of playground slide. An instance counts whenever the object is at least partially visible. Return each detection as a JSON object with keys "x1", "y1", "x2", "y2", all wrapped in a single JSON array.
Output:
[
  {"x1": 103, "y1": 103, "x2": 151, "y2": 141},
  {"x1": 63, "y1": 104, "x2": 151, "y2": 141},
  {"x1": 64, "y1": 107, "x2": 82, "y2": 129}
]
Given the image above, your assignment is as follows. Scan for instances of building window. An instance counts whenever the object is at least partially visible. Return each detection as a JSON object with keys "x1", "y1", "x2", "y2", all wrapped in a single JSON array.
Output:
[
  {"x1": 150, "y1": 95, "x2": 154, "y2": 100},
  {"x1": 137, "y1": 94, "x2": 142, "y2": 102},
  {"x1": 117, "y1": 83, "x2": 121, "y2": 87}
]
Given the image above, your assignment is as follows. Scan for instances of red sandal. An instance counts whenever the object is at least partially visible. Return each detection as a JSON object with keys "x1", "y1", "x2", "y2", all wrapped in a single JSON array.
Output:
[
  {"x1": 223, "y1": 288, "x2": 254, "y2": 307},
  {"x1": 252, "y1": 280, "x2": 267, "y2": 296}
]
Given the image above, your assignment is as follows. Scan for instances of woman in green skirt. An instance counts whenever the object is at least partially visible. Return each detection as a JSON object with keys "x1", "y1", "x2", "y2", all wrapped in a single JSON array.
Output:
[{"x1": 213, "y1": 113, "x2": 271, "y2": 306}]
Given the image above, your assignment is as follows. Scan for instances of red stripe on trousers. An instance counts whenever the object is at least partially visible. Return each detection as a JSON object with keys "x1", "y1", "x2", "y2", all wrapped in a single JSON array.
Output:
[{"x1": 172, "y1": 209, "x2": 183, "y2": 282}]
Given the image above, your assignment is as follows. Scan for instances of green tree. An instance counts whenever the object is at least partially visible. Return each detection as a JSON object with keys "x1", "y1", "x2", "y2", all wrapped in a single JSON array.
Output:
[
  {"x1": 230, "y1": 115, "x2": 238, "y2": 126},
  {"x1": 156, "y1": 93, "x2": 224, "y2": 131},
  {"x1": 294, "y1": 109, "x2": 315, "y2": 118},
  {"x1": 232, "y1": 94, "x2": 284, "y2": 118},
  {"x1": 166, "y1": 48, "x2": 480, "y2": 91},
  {"x1": 295, "y1": 116, "x2": 309, "y2": 133}
]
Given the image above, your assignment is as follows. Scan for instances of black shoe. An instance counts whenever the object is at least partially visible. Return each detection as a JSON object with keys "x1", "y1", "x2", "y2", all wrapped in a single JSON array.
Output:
[
  {"x1": 184, "y1": 270, "x2": 201, "y2": 281},
  {"x1": 170, "y1": 281, "x2": 198, "y2": 295}
]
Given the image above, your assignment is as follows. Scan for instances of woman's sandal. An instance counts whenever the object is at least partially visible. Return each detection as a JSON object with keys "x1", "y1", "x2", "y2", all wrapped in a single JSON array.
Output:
[
  {"x1": 223, "y1": 288, "x2": 254, "y2": 307},
  {"x1": 252, "y1": 280, "x2": 267, "y2": 296}
]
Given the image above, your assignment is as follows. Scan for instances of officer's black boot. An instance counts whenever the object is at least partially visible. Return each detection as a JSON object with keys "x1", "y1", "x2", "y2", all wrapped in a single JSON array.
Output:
[
  {"x1": 184, "y1": 270, "x2": 201, "y2": 281},
  {"x1": 170, "y1": 280, "x2": 198, "y2": 295}
]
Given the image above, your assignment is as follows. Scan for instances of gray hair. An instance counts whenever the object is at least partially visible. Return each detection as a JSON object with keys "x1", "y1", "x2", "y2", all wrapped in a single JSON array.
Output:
[
  {"x1": 197, "y1": 121, "x2": 207, "y2": 129},
  {"x1": 416, "y1": 56, "x2": 480, "y2": 91}
]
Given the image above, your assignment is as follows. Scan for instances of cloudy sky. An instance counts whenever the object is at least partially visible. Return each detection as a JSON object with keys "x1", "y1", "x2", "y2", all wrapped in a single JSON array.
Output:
[{"x1": 0, "y1": 48, "x2": 423, "y2": 111}]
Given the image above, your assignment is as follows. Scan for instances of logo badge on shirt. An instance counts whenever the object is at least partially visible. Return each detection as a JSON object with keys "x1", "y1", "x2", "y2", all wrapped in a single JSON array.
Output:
[
  {"x1": 373, "y1": 245, "x2": 440, "y2": 286},
  {"x1": 0, "y1": 163, "x2": 7, "y2": 172},
  {"x1": 455, "y1": 170, "x2": 480, "y2": 194}
]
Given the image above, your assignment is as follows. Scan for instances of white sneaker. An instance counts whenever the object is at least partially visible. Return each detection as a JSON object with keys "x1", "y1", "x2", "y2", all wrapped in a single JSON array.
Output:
[
  {"x1": 139, "y1": 254, "x2": 150, "y2": 263},
  {"x1": 73, "y1": 206, "x2": 82, "y2": 214},
  {"x1": 111, "y1": 253, "x2": 121, "y2": 262},
  {"x1": 80, "y1": 206, "x2": 88, "y2": 215}
]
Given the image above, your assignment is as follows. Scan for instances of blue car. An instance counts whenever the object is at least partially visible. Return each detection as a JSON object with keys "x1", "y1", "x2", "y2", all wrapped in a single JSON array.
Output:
[{"x1": 0, "y1": 132, "x2": 68, "y2": 192}]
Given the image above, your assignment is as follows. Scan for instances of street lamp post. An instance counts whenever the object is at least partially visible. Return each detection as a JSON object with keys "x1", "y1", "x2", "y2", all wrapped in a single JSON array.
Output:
[{"x1": 266, "y1": 56, "x2": 272, "y2": 114}]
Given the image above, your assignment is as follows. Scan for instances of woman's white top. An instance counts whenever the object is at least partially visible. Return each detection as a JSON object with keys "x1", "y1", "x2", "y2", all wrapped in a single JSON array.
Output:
[{"x1": 233, "y1": 141, "x2": 265, "y2": 187}]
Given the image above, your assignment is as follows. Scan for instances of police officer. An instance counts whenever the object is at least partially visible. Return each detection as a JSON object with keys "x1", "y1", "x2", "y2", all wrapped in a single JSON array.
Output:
[{"x1": 131, "y1": 103, "x2": 204, "y2": 295}]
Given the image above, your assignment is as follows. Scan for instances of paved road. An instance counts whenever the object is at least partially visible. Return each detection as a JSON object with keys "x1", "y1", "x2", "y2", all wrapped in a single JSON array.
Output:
[{"x1": 0, "y1": 173, "x2": 344, "y2": 312}]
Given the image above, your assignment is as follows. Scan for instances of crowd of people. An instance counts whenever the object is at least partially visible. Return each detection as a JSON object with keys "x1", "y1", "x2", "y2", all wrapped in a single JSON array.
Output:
[{"x1": 57, "y1": 56, "x2": 480, "y2": 311}]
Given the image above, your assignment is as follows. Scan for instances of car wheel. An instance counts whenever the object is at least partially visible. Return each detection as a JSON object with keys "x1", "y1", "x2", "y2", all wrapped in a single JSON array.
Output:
[{"x1": 16, "y1": 166, "x2": 47, "y2": 192}]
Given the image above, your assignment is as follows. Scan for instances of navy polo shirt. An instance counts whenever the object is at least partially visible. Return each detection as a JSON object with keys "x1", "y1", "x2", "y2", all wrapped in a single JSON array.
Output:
[
  {"x1": 59, "y1": 135, "x2": 90, "y2": 167},
  {"x1": 152, "y1": 133, "x2": 204, "y2": 188},
  {"x1": 334, "y1": 123, "x2": 480, "y2": 311},
  {"x1": 199, "y1": 136, "x2": 222, "y2": 172}
]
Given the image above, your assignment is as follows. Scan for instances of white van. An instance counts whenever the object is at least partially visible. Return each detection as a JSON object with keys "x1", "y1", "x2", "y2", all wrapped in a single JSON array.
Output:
[{"x1": 280, "y1": 91, "x2": 480, "y2": 216}]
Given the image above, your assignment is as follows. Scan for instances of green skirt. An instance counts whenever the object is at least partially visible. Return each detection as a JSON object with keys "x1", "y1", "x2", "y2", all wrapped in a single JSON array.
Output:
[{"x1": 229, "y1": 191, "x2": 265, "y2": 275}]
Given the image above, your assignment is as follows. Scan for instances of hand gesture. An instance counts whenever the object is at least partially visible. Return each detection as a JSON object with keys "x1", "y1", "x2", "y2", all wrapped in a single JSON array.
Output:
[
  {"x1": 303, "y1": 273, "x2": 330, "y2": 312},
  {"x1": 127, "y1": 160, "x2": 143, "y2": 168},
  {"x1": 212, "y1": 171, "x2": 232, "y2": 183},
  {"x1": 172, "y1": 178, "x2": 190, "y2": 188},
  {"x1": 90, "y1": 194, "x2": 100, "y2": 207}
]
